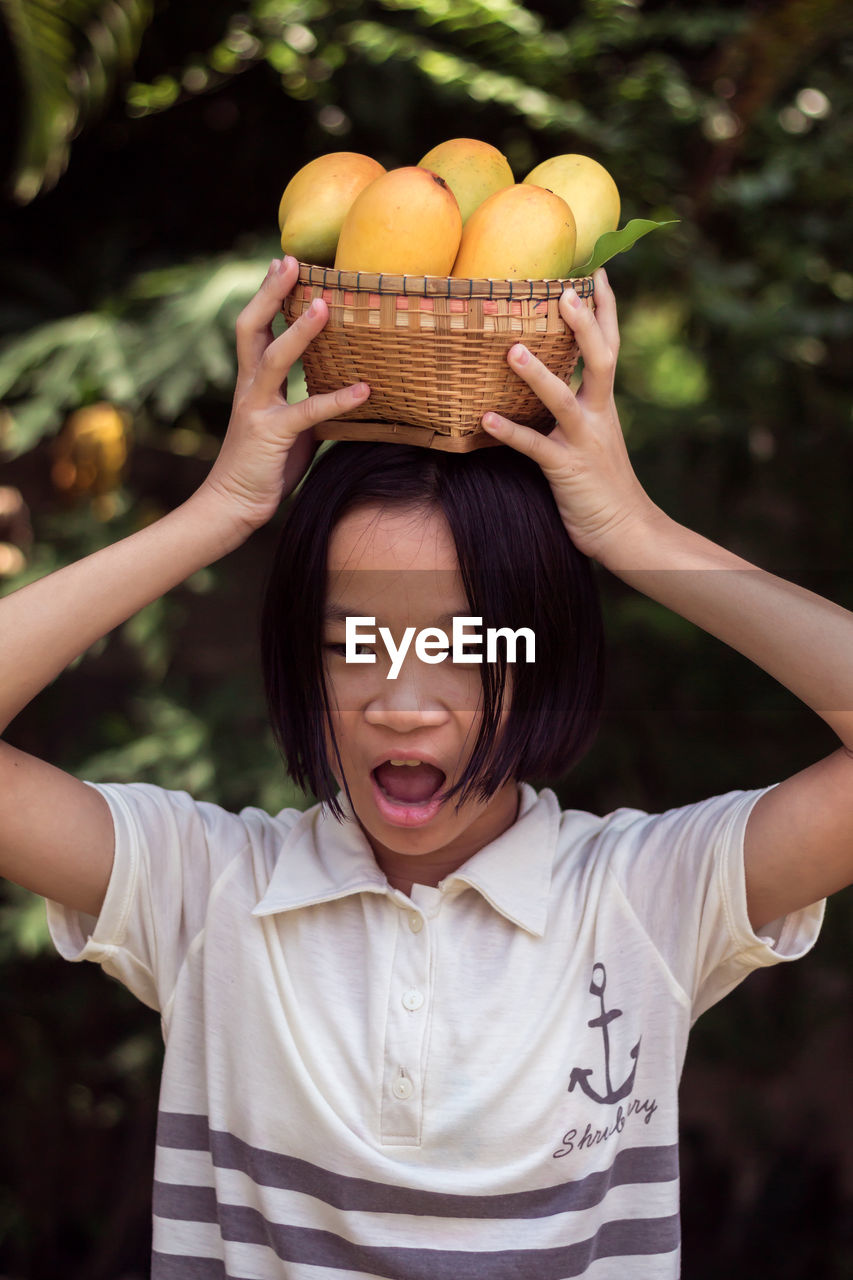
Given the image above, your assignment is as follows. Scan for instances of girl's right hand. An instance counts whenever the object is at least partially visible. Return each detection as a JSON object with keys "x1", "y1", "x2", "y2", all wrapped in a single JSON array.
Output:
[{"x1": 198, "y1": 256, "x2": 370, "y2": 537}]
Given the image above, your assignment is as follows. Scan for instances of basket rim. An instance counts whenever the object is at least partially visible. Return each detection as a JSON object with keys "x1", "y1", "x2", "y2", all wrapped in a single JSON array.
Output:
[{"x1": 295, "y1": 261, "x2": 594, "y2": 300}]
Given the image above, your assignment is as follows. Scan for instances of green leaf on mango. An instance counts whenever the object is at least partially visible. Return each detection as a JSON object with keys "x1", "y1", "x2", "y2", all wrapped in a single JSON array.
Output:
[{"x1": 572, "y1": 219, "x2": 679, "y2": 276}]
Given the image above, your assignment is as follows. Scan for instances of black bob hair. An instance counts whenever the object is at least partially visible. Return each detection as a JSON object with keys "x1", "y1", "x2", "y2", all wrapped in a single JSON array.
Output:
[{"x1": 260, "y1": 441, "x2": 605, "y2": 820}]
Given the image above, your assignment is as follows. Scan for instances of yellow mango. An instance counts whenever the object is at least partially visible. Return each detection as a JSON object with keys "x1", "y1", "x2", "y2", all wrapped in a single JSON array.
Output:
[
  {"x1": 451, "y1": 184, "x2": 576, "y2": 279},
  {"x1": 51, "y1": 403, "x2": 131, "y2": 499},
  {"x1": 418, "y1": 138, "x2": 514, "y2": 225},
  {"x1": 523, "y1": 154, "x2": 620, "y2": 269},
  {"x1": 278, "y1": 152, "x2": 385, "y2": 266},
  {"x1": 334, "y1": 167, "x2": 462, "y2": 275}
]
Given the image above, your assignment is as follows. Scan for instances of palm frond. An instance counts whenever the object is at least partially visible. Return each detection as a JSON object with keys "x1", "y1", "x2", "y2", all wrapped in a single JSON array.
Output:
[
  {"x1": 1, "y1": 0, "x2": 154, "y2": 202},
  {"x1": 0, "y1": 253, "x2": 279, "y2": 456}
]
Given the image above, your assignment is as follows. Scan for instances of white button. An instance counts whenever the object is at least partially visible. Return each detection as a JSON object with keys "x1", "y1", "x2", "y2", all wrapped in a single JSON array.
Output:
[
  {"x1": 392, "y1": 1073, "x2": 414, "y2": 1100},
  {"x1": 402, "y1": 989, "x2": 424, "y2": 1012},
  {"x1": 408, "y1": 913, "x2": 423, "y2": 933}
]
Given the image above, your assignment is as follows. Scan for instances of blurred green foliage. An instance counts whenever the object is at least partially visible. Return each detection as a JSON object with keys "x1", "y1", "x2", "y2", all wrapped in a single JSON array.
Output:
[
  {"x1": 1, "y1": 0, "x2": 154, "y2": 201},
  {"x1": 1, "y1": 0, "x2": 853, "y2": 1275}
]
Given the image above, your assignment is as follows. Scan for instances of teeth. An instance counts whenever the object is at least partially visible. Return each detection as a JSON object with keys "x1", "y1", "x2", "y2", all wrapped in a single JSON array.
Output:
[{"x1": 388, "y1": 758, "x2": 422, "y2": 767}]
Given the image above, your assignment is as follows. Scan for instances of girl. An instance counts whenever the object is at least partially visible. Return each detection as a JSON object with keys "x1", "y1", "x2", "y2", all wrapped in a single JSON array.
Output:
[{"x1": 0, "y1": 257, "x2": 849, "y2": 1278}]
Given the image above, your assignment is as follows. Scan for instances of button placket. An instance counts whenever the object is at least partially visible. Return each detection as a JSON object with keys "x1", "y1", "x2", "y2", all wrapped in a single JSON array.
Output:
[{"x1": 379, "y1": 905, "x2": 433, "y2": 1146}]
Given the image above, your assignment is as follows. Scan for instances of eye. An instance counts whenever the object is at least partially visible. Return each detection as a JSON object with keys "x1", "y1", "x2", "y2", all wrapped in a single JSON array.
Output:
[
  {"x1": 451, "y1": 641, "x2": 482, "y2": 662},
  {"x1": 323, "y1": 641, "x2": 375, "y2": 658}
]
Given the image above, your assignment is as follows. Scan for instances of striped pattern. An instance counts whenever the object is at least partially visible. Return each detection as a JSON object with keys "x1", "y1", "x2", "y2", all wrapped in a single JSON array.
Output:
[{"x1": 153, "y1": 1113, "x2": 680, "y2": 1278}]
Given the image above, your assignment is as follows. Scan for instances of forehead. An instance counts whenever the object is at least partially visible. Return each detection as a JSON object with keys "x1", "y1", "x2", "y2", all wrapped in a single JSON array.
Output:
[
  {"x1": 326, "y1": 503, "x2": 468, "y2": 620},
  {"x1": 327, "y1": 503, "x2": 459, "y2": 573}
]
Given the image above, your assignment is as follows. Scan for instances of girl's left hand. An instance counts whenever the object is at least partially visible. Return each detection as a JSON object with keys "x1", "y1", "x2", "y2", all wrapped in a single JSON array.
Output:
[{"x1": 481, "y1": 267, "x2": 659, "y2": 564}]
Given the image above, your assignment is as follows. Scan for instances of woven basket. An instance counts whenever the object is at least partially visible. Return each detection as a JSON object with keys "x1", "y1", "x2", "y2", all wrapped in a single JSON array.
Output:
[{"x1": 282, "y1": 263, "x2": 594, "y2": 452}]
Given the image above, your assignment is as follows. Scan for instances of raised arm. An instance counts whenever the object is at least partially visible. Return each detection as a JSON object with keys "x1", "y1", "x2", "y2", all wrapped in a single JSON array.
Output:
[
  {"x1": 0, "y1": 257, "x2": 369, "y2": 916},
  {"x1": 482, "y1": 270, "x2": 853, "y2": 933}
]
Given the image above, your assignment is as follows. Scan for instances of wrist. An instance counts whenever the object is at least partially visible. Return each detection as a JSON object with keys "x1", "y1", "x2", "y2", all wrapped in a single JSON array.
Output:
[
  {"x1": 594, "y1": 504, "x2": 753, "y2": 581},
  {"x1": 572, "y1": 494, "x2": 669, "y2": 572},
  {"x1": 183, "y1": 483, "x2": 262, "y2": 560},
  {"x1": 594, "y1": 501, "x2": 674, "y2": 573}
]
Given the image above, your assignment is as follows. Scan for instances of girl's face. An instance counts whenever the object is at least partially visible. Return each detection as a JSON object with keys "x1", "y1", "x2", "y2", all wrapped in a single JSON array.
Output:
[{"x1": 322, "y1": 502, "x2": 519, "y2": 893}]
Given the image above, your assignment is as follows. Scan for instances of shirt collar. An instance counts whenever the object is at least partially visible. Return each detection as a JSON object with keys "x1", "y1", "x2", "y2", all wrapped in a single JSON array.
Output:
[
  {"x1": 251, "y1": 799, "x2": 388, "y2": 917},
  {"x1": 441, "y1": 783, "x2": 558, "y2": 936},
  {"x1": 252, "y1": 782, "x2": 559, "y2": 937}
]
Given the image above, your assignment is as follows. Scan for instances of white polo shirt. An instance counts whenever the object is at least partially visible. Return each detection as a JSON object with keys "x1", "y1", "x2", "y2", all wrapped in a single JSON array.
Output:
[{"x1": 47, "y1": 780, "x2": 823, "y2": 1279}]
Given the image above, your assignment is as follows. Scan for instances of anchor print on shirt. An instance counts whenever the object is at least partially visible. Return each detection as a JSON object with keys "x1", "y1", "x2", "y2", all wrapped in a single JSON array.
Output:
[{"x1": 568, "y1": 962, "x2": 641, "y2": 1105}]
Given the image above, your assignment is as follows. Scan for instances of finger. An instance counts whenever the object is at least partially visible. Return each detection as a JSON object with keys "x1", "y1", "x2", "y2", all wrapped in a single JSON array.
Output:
[
  {"x1": 480, "y1": 411, "x2": 566, "y2": 466},
  {"x1": 234, "y1": 256, "x2": 300, "y2": 381},
  {"x1": 589, "y1": 268, "x2": 620, "y2": 357},
  {"x1": 249, "y1": 297, "x2": 333, "y2": 403},
  {"x1": 559, "y1": 286, "x2": 616, "y2": 409},
  {"x1": 505, "y1": 343, "x2": 586, "y2": 434},
  {"x1": 280, "y1": 381, "x2": 371, "y2": 436}
]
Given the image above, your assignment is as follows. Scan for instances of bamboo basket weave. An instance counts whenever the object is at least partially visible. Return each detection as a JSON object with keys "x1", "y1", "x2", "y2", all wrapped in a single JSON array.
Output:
[{"x1": 282, "y1": 262, "x2": 594, "y2": 452}]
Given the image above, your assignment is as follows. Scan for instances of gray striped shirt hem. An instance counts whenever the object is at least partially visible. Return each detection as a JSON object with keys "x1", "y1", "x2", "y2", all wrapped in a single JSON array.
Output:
[
  {"x1": 152, "y1": 1212, "x2": 680, "y2": 1279},
  {"x1": 152, "y1": 1111, "x2": 681, "y2": 1277}
]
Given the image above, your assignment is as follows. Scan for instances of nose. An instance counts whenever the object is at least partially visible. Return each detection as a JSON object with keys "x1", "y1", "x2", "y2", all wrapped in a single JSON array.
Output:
[{"x1": 363, "y1": 660, "x2": 452, "y2": 732}]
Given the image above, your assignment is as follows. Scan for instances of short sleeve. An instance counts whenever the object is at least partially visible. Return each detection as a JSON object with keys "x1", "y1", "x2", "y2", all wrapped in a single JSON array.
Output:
[
  {"x1": 603, "y1": 787, "x2": 825, "y2": 1021},
  {"x1": 45, "y1": 781, "x2": 256, "y2": 1012}
]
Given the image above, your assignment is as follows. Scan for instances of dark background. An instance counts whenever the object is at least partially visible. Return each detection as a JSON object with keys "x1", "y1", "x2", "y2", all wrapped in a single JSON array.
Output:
[{"x1": 1, "y1": 0, "x2": 852, "y2": 1275}]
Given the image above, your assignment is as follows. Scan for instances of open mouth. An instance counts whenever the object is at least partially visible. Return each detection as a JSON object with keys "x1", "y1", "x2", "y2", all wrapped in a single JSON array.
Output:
[
  {"x1": 373, "y1": 759, "x2": 447, "y2": 804},
  {"x1": 370, "y1": 759, "x2": 448, "y2": 826}
]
